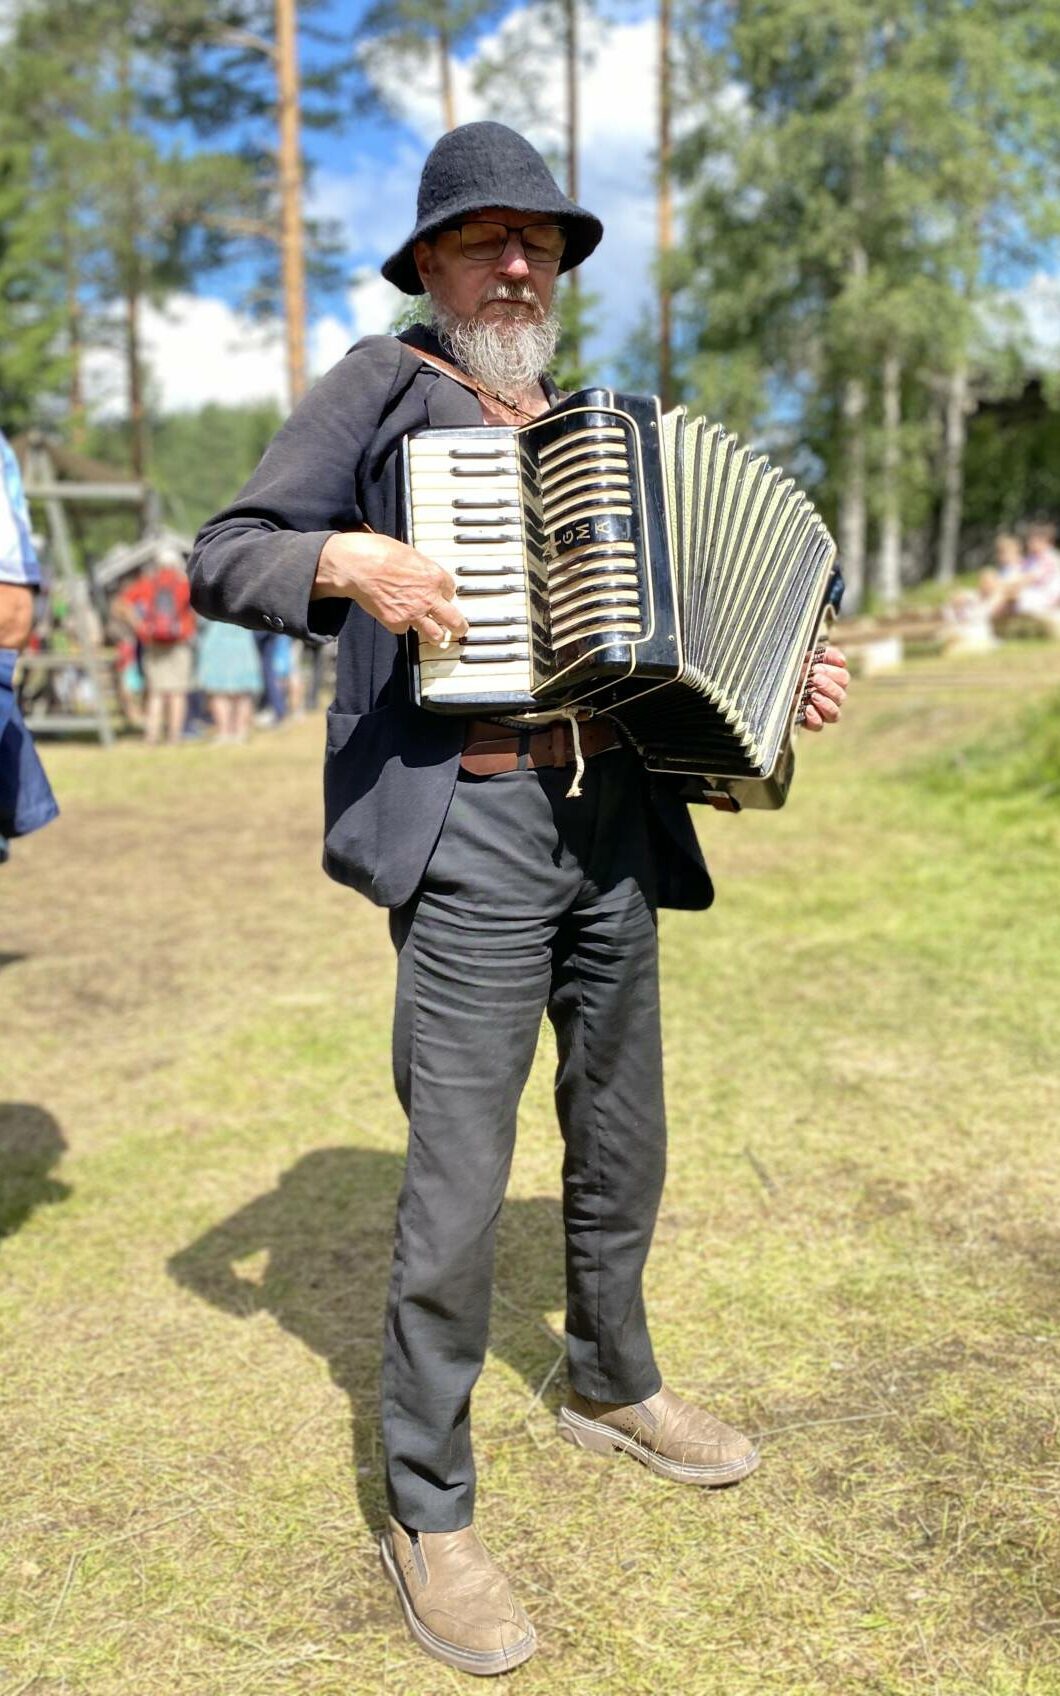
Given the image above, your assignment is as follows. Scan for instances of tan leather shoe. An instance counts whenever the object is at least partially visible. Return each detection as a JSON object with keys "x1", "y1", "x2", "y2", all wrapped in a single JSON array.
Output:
[
  {"x1": 380, "y1": 1516, "x2": 537, "y2": 1676},
  {"x1": 558, "y1": 1384, "x2": 759, "y2": 1485}
]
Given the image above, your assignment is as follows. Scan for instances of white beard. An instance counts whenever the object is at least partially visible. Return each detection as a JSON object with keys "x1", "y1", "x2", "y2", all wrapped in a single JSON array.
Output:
[{"x1": 430, "y1": 283, "x2": 560, "y2": 395}]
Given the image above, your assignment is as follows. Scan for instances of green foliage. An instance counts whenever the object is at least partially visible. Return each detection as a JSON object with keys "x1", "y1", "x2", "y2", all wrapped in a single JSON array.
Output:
[
  {"x1": 0, "y1": 0, "x2": 351, "y2": 440},
  {"x1": 962, "y1": 384, "x2": 1060, "y2": 535},
  {"x1": 551, "y1": 279, "x2": 600, "y2": 393},
  {"x1": 0, "y1": 0, "x2": 270, "y2": 439},
  {"x1": 386, "y1": 294, "x2": 433, "y2": 335},
  {"x1": 86, "y1": 399, "x2": 284, "y2": 533},
  {"x1": 0, "y1": 154, "x2": 69, "y2": 431},
  {"x1": 670, "y1": 0, "x2": 1060, "y2": 578}
]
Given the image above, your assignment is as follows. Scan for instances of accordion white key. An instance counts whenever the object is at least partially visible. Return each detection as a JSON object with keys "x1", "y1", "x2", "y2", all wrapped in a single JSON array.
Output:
[{"x1": 400, "y1": 388, "x2": 839, "y2": 808}]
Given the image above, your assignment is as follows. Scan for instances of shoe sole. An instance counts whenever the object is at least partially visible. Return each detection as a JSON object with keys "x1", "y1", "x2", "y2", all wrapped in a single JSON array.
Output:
[
  {"x1": 379, "y1": 1534, "x2": 537, "y2": 1677},
  {"x1": 557, "y1": 1406, "x2": 760, "y2": 1486}
]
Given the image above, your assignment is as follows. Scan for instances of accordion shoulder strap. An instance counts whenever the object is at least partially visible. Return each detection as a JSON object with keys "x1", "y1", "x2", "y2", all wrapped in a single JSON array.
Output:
[{"x1": 411, "y1": 347, "x2": 541, "y2": 426}]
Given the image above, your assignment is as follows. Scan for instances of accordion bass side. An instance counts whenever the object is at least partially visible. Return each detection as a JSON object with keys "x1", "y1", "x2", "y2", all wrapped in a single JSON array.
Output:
[{"x1": 399, "y1": 387, "x2": 839, "y2": 808}]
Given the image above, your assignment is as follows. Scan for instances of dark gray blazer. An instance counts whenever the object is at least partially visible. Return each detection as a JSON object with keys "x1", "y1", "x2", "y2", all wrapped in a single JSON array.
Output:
[{"x1": 189, "y1": 328, "x2": 713, "y2": 913}]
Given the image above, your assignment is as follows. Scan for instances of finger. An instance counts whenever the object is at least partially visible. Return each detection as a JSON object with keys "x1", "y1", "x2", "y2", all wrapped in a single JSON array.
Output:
[
  {"x1": 809, "y1": 693, "x2": 841, "y2": 723},
  {"x1": 814, "y1": 663, "x2": 850, "y2": 686},
  {"x1": 414, "y1": 615, "x2": 451, "y2": 648},
  {"x1": 809, "y1": 672, "x2": 846, "y2": 706},
  {"x1": 430, "y1": 597, "x2": 469, "y2": 638},
  {"x1": 820, "y1": 645, "x2": 847, "y2": 668},
  {"x1": 802, "y1": 702, "x2": 824, "y2": 731},
  {"x1": 432, "y1": 569, "x2": 458, "y2": 602}
]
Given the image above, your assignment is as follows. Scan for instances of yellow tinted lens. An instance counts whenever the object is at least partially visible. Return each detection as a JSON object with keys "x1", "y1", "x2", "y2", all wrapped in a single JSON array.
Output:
[
  {"x1": 523, "y1": 224, "x2": 566, "y2": 262},
  {"x1": 460, "y1": 223, "x2": 505, "y2": 259}
]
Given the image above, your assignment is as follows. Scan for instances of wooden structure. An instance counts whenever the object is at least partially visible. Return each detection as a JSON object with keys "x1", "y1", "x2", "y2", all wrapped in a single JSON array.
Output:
[{"x1": 16, "y1": 434, "x2": 160, "y2": 745}]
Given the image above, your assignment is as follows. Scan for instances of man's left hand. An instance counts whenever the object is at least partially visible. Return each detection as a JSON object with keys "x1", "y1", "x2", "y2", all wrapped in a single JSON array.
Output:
[{"x1": 801, "y1": 644, "x2": 849, "y2": 732}]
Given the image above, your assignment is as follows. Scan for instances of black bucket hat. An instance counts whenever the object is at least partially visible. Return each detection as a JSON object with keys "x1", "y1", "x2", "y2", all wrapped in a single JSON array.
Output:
[{"x1": 382, "y1": 121, "x2": 604, "y2": 295}]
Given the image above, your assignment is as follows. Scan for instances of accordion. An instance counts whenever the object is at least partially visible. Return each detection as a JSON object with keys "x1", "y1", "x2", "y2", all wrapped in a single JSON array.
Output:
[{"x1": 400, "y1": 387, "x2": 839, "y2": 808}]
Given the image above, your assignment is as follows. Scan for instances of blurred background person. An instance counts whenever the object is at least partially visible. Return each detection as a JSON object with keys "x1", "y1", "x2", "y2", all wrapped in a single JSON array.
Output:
[
  {"x1": 254, "y1": 627, "x2": 288, "y2": 728},
  {"x1": 116, "y1": 545, "x2": 196, "y2": 746},
  {"x1": 103, "y1": 586, "x2": 145, "y2": 729},
  {"x1": 1018, "y1": 523, "x2": 1060, "y2": 623},
  {"x1": 195, "y1": 614, "x2": 261, "y2": 744},
  {"x1": 286, "y1": 638, "x2": 308, "y2": 719},
  {"x1": 0, "y1": 428, "x2": 58, "y2": 861},
  {"x1": 271, "y1": 631, "x2": 296, "y2": 721}
]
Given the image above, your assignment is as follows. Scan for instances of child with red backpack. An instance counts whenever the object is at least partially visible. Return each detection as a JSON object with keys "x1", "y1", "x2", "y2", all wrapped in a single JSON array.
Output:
[{"x1": 117, "y1": 549, "x2": 196, "y2": 745}]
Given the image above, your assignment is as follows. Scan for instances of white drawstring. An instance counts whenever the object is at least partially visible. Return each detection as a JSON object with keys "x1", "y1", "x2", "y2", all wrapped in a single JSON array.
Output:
[{"x1": 560, "y1": 709, "x2": 586, "y2": 798}]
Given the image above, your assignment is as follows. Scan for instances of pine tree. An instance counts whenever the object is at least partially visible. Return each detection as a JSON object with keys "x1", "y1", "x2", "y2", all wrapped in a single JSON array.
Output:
[
  {"x1": 2, "y1": 0, "x2": 266, "y2": 457},
  {"x1": 157, "y1": 0, "x2": 352, "y2": 408}
]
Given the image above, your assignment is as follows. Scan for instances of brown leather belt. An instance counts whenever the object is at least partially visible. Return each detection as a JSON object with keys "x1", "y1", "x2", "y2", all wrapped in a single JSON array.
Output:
[{"x1": 460, "y1": 716, "x2": 622, "y2": 777}]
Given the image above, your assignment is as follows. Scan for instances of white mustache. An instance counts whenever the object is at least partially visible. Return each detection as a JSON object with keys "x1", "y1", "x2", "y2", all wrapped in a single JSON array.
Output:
[{"x1": 481, "y1": 283, "x2": 540, "y2": 310}]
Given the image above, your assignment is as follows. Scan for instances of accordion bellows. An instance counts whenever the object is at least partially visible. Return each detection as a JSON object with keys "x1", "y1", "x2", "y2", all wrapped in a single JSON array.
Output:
[{"x1": 401, "y1": 388, "x2": 838, "y2": 808}]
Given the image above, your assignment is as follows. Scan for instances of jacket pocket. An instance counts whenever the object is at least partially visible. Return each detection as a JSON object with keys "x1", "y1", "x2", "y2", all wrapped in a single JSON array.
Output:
[
  {"x1": 321, "y1": 702, "x2": 462, "y2": 909},
  {"x1": 322, "y1": 707, "x2": 373, "y2": 880}
]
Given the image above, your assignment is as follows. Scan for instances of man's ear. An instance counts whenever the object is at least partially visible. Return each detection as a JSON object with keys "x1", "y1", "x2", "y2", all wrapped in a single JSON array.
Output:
[{"x1": 413, "y1": 239, "x2": 433, "y2": 291}]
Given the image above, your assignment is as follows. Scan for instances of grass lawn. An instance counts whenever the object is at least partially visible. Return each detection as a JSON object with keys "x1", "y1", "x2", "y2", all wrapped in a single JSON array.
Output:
[{"x1": 2, "y1": 646, "x2": 1059, "y2": 1696}]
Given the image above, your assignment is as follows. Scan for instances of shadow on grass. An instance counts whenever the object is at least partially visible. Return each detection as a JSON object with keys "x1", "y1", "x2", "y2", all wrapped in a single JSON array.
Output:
[
  {"x1": 0, "y1": 1103, "x2": 71, "y2": 1240},
  {"x1": 167, "y1": 1147, "x2": 566, "y2": 1532}
]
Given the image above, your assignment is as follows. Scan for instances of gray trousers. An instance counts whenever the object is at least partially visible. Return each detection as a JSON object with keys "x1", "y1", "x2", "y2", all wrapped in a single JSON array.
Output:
[{"x1": 384, "y1": 748, "x2": 667, "y2": 1530}]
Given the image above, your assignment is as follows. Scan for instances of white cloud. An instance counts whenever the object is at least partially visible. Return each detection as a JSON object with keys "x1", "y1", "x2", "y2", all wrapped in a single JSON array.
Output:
[
  {"x1": 82, "y1": 281, "x2": 419, "y2": 419},
  {"x1": 1000, "y1": 272, "x2": 1060, "y2": 364},
  {"x1": 349, "y1": 274, "x2": 408, "y2": 338},
  {"x1": 84, "y1": 295, "x2": 369, "y2": 417}
]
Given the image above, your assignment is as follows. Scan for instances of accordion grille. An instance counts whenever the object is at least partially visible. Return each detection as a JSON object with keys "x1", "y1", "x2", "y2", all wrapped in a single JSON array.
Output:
[{"x1": 536, "y1": 423, "x2": 645, "y2": 650}]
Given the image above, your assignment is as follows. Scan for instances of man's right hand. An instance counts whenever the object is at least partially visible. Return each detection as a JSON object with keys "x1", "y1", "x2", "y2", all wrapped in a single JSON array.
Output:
[{"x1": 312, "y1": 531, "x2": 468, "y2": 648}]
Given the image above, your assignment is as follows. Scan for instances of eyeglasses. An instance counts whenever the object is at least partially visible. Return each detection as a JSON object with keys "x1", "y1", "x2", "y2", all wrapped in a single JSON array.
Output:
[{"x1": 445, "y1": 221, "x2": 567, "y2": 265}]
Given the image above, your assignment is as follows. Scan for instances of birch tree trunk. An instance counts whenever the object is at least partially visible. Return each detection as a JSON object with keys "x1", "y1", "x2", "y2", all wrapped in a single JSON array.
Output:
[
  {"x1": 937, "y1": 361, "x2": 968, "y2": 584},
  {"x1": 837, "y1": 37, "x2": 869, "y2": 614},
  {"x1": 837, "y1": 377, "x2": 867, "y2": 612},
  {"x1": 877, "y1": 345, "x2": 902, "y2": 611},
  {"x1": 837, "y1": 235, "x2": 869, "y2": 610}
]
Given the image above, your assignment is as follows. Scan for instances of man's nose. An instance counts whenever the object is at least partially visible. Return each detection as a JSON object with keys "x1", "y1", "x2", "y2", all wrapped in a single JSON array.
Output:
[{"x1": 496, "y1": 235, "x2": 530, "y2": 279}]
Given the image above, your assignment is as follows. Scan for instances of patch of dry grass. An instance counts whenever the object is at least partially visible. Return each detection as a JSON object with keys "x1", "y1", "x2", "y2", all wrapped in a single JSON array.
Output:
[{"x1": 2, "y1": 647, "x2": 1060, "y2": 1695}]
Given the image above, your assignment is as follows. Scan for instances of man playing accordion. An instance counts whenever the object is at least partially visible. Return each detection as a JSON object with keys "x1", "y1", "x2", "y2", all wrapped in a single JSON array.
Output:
[{"x1": 190, "y1": 120, "x2": 848, "y2": 1677}]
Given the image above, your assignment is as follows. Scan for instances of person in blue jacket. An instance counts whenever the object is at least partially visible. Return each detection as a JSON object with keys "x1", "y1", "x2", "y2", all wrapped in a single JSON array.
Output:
[{"x1": 0, "y1": 430, "x2": 58, "y2": 862}]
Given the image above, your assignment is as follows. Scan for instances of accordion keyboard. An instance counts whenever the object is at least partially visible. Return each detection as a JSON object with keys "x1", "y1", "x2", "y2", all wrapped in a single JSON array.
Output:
[{"x1": 406, "y1": 436, "x2": 536, "y2": 700}]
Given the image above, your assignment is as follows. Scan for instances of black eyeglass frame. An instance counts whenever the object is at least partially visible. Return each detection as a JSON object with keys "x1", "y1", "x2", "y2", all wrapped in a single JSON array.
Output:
[{"x1": 438, "y1": 220, "x2": 569, "y2": 265}]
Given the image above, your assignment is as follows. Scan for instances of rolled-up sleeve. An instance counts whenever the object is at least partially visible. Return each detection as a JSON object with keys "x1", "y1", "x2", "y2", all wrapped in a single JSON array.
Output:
[{"x1": 188, "y1": 337, "x2": 405, "y2": 641}]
